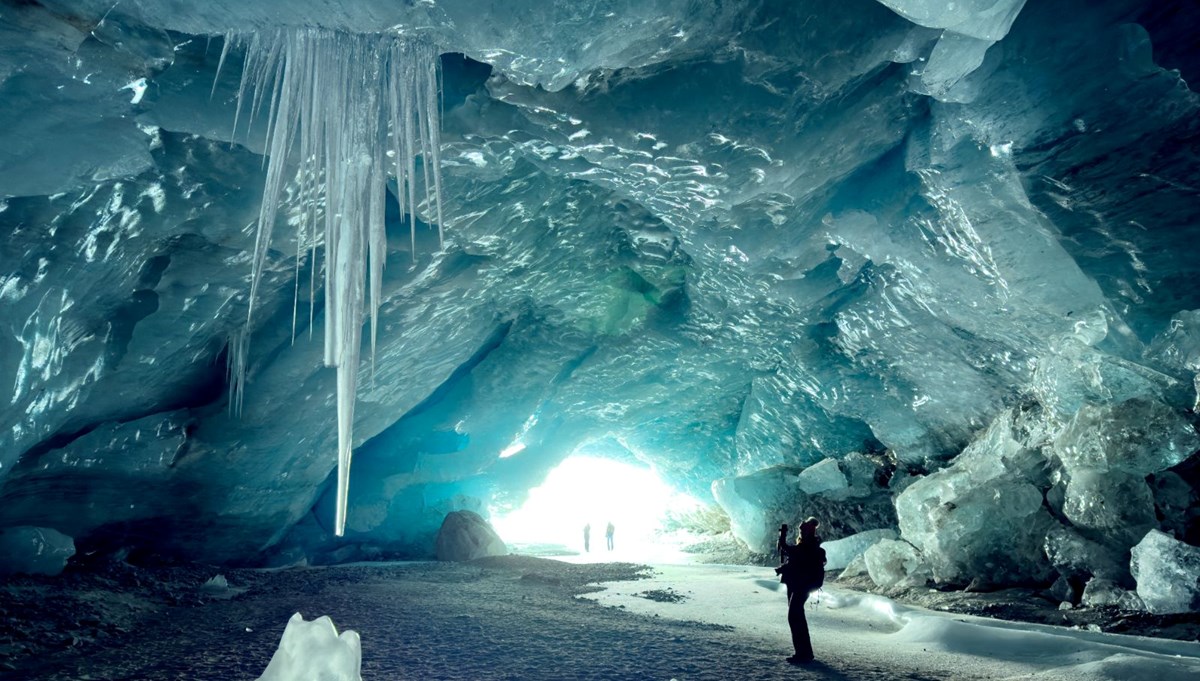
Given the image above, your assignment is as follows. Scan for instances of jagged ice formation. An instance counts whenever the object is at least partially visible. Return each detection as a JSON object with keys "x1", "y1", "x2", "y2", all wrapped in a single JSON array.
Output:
[{"x1": 0, "y1": 0, "x2": 1199, "y2": 613}]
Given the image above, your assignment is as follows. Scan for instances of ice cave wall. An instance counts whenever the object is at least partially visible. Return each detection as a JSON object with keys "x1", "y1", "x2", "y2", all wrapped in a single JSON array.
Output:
[{"x1": 0, "y1": 0, "x2": 1198, "y2": 606}]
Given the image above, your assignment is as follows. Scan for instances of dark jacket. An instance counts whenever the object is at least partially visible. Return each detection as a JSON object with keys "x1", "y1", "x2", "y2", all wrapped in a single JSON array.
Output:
[{"x1": 778, "y1": 539, "x2": 826, "y2": 593}]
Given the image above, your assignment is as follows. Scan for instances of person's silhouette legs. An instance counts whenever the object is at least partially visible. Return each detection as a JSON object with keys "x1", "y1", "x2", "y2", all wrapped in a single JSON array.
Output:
[{"x1": 786, "y1": 587, "x2": 814, "y2": 663}]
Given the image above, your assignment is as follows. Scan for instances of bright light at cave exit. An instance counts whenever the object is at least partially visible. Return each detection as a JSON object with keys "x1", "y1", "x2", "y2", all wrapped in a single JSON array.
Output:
[{"x1": 490, "y1": 456, "x2": 701, "y2": 553}]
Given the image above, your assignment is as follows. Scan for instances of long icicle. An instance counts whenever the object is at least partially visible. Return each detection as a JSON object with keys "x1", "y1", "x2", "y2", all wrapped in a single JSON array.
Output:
[
  {"x1": 211, "y1": 31, "x2": 234, "y2": 99},
  {"x1": 235, "y1": 29, "x2": 445, "y2": 536},
  {"x1": 424, "y1": 58, "x2": 446, "y2": 246},
  {"x1": 226, "y1": 326, "x2": 248, "y2": 418}
]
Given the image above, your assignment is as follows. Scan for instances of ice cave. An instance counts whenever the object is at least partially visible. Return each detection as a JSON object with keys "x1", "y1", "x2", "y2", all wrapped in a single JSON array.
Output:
[{"x1": 2, "y1": 0, "x2": 1200, "y2": 678}]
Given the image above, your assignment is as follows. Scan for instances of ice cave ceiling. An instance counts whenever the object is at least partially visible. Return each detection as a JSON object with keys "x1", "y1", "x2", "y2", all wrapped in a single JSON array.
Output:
[{"x1": 1, "y1": 0, "x2": 1199, "y2": 586}]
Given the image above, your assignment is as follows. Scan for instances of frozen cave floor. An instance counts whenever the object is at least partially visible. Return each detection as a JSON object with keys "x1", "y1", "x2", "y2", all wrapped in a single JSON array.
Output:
[
  {"x1": 1, "y1": 542, "x2": 1198, "y2": 680},
  {"x1": 831, "y1": 573, "x2": 1200, "y2": 644},
  {"x1": 682, "y1": 534, "x2": 1200, "y2": 643}
]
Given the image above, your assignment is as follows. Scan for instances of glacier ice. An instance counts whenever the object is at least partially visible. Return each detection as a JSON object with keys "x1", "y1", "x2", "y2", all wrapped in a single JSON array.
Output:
[
  {"x1": 1148, "y1": 310, "x2": 1200, "y2": 410},
  {"x1": 876, "y1": 0, "x2": 1028, "y2": 100},
  {"x1": 1043, "y1": 524, "x2": 1128, "y2": 584},
  {"x1": 1053, "y1": 398, "x2": 1199, "y2": 476},
  {"x1": 890, "y1": 396, "x2": 1195, "y2": 590},
  {"x1": 0, "y1": 0, "x2": 1197, "y2": 616},
  {"x1": 875, "y1": 0, "x2": 1028, "y2": 41},
  {"x1": 0, "y1": 526, "x2": 75, "y2": 576},
  {"x1": 796, "y1": 458, "x2": 848, "y2": 496},
  {"x1": 1080, "y1": 577, "x2": 1143, "y2": 611},
  {"x1": 1062, "y1": 469, "x2": 1158, "y2": 548},
  {"x1": 824, "y1": 528, "x2": 897, "y2": 572},
  {"x1": 713, "y1": 455, "x2": 897, "y2": 553},
  {"x1": 894, "y1": 409, "x2": 1054, "y2": 585},
  {"x1": 257, "y1": 612, "x2": 362, "y2": 681},
  {"x1": 711, "y1": 469, "x2": 798, "y2": 553},
  {"x1": 839, "y1": 553, "x2": 870, "y2": 579},
  {"x1": 198, "y1": 573, "x2": 249, "y2": 599},
  {"x1": 230, "y1": 28, "x2": 446, "y2": 536},
  {"x1": 0, "y1": 2, "x2": 158, "y2": 198},
  {"x1": 1130, "y1": 529, "x2": 1200, "y2": 615},
  {"x1": 864, "y1": 538, "x2": 931, "y2": 588},
  {"x1": 1030, "y1": 335, "x2": 1186, "y2": 423},
  {"x1": 910, "y1": 31, "x2": 995, "y2": 100}
]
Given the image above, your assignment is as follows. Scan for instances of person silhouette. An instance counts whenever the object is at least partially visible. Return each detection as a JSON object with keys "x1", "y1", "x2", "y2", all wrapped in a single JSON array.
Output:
[
  {"x1": 583, "y1": 523, "x2": 591, "y2": 552},
  {"x1": 605, "y1": 521, "x2": 615, "y2": 551},
  {"x1": 776, "y1": 523, "x2": 789, "y2": 562},
  {"x1": 775, "y1": 517, "x2": 825, "y2": 664}
]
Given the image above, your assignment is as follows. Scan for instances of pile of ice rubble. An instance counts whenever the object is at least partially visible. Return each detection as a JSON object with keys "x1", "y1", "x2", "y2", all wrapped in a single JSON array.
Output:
[{"x1": 717, "y1": 396, "x2": 1200, "y2": 615}]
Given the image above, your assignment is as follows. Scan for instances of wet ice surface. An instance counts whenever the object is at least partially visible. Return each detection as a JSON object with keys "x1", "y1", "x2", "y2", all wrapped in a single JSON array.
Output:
[{"x1": 5, "y1": 556, "x2": 1199, "y2": 680}]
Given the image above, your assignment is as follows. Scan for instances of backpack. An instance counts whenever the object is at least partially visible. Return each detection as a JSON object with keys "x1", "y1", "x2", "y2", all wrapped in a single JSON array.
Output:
[
  {"x1": 805, "y1": 547, "x2": 826, "y2": 591},
  {"x1": 781, "y1": 544, "x2": 826, "y2": 593}
]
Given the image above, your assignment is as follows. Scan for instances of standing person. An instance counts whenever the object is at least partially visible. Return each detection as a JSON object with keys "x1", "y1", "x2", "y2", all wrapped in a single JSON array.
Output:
[
  {"x1": 774, "y1": 517, "x2": 825, "y2": 664},
  {"x1": 583, "y1": 523, "x2": 591, "y2": 552},
  {"x1": 605, "y1": 521, "x2": 615, "y2": 551},
  {"x1": 776, "y1": 523, "x2": 789, "y2": 562}
]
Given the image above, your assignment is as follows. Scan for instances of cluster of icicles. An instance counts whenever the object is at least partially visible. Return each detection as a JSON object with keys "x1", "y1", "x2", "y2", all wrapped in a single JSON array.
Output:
[{"x1": 218, "y1": 28, "x2": 446, "y2": 536}]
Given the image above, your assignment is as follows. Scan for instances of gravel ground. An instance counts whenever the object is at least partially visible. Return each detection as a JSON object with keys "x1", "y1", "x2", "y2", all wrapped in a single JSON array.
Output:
[
  {"x1": 2, "y1": 552, "x2": 1196, "y2": 680},
  {"x1": 3, "y1": 557, "x2": 912, "y2": 680}
]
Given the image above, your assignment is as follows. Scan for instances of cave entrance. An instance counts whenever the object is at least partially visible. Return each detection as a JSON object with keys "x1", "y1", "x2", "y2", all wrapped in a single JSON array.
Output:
[{"x1": 489, "y1": 455, "x2": 701, "y2": 562}]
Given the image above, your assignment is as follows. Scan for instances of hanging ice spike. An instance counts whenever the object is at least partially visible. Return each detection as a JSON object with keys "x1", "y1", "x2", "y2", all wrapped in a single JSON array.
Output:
[{"x1": 227, "y1": 28, "x2": 445, "y2": 537}]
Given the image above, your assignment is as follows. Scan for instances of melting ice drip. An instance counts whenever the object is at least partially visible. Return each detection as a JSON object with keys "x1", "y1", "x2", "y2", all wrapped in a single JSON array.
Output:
[
  {"x1": 226, "y1": 326, "x2": 248, "y2": 418},
  {"x1": 221, "y1": 28, "x2": 446, "y2": 536}
]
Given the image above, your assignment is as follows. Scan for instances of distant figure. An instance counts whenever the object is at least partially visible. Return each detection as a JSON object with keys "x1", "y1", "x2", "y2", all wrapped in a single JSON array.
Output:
[
  {"x1": 774, "y1": 517, "x2": 825, "y2": 664},
  {"x1": 776, "y1": 523, "x2": 789, "y2": 562},
  {"x1": 583, "y1": 523, "x2": 591, "y2": 552},
  {"x1": 605, "y1": 521, "x2": 615, "y2": 551}
]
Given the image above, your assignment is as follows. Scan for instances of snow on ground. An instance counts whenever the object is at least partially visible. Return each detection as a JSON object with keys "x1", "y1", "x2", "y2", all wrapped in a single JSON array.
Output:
[{"x1": 584, "y1": 562, "x2": 1200, "y2": 680}]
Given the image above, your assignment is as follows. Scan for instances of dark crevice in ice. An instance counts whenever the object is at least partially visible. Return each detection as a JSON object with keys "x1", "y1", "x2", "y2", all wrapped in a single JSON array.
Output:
[
  {"x1": 15, "y1": 350, "x2": 228, "y2": 471},
  {"x1": 439, "y1": 52, "x2": 493, "y2": 110},
  {"x1": 1138, "y1": 1, "x2": 1200, "y2": 91}
]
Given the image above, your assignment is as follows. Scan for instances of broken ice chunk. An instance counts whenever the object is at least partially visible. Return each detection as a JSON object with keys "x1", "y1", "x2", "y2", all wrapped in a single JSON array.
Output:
[
  {"x1": 1054, "y1": 398, "x2": 1199, "y2": 476},
  {"x1": 824, "y1": 528, "x2": 897, "y2": 571},
  {"x1": 199, "y1": 573, "x2": 248, "y2": 599},
  {"x1": 1062, "y1": 469, "x2": 1157, "y2": 548},
  {"x1": 894, "y1": 410, "x2": 1054, "y2": 585},
  {"x1": 1081, "y1": 577, "x2": 1143, "y2": 611},
  {"x1": 258, "y1": 613, "x2": 361, "y2": 681},
  {"x1": 839, "y1": 553, "x2": 870, "y2": 580},
  {"x1": 1131, "y1": 530, "x2": 1200, "y2": 615},
  {"x1": 864, "y1": 539, "x2": 931, "y2": 588},
  {"x1": 0, "y1": 526, "x2": 74, "y2": 576},
  {"x1": 712, "y1": 469, "x2": 799, "y2": 552},
  {"x1": 1043, "y1": 524, "x2": 1128, "y2": 583},
  {"x1": 796, "y1": 458, "x2": 848, "y2": 496}
]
